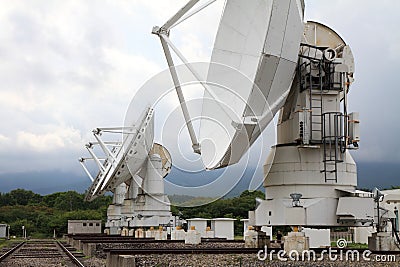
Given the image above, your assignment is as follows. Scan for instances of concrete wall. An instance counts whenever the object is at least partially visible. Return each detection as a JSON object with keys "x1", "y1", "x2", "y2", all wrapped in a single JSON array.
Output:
[{"x1": 67, "y1": 220, "x2": 101, "y2": 234}]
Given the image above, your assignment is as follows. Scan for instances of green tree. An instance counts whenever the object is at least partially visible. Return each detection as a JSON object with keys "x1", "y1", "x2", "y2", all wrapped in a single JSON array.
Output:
[
  {"x1": 1, "y1": 189, "x2": 42, "y2": 206},
  {"x1": 54, "y1": 191, "x2": 84, "y2": 211}
]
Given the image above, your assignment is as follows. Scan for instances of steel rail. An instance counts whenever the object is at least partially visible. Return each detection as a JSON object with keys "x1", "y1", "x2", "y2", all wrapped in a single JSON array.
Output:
[
  {"x1": 56, "y1": 240, "x2": 85, "y2": 267},
  {"x1": 0, "y1": 241, "x2": 25, "y2": 262}
]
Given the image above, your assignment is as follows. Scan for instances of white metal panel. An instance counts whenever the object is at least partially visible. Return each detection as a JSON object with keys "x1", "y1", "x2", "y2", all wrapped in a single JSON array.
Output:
[
  {"x1": 263, "y1": 0, "x2": 291, "y2": 57},
  {"x1": 349, "y1": 112, "x2": 360, "y2": 142},
  {"x1": 245, "y1": 55, "x2": 280, "y2": 116},
  {"x1": 281, "y1": 0, "x2": 304, "y2": 62},
  {"x1": 285, "y1": 207, "x2": 306, "y2": 225},
  {"x1": 336, "y1": 197, "x2": 374, "y2": 220},
  {"x1": 267, "y1": 58, "x2": 297, "y2": 107}
]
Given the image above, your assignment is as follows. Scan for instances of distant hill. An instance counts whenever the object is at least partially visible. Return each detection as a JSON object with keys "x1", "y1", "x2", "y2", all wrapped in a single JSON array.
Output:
[
  {"x1": 0, "y1": 161, "x2": 398, "y2": 196},
  {"x1": 176, "y1": 196, "x2": 218, "y2": 207},
  {"x1": 168, "y1": 194, "x2": 195, "y2": 205}
]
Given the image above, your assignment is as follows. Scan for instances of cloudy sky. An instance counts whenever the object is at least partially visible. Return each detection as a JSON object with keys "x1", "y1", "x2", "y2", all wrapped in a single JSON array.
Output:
[{"x1": 0, "y1": 0, "x2": 399, "y2": 192}]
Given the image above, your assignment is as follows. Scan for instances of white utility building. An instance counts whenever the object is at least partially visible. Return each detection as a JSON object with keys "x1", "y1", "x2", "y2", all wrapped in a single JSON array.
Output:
[
  {"x1": 0, "y1": 224, "x2": 7, "y2": 239},
  {"x1": 211, "y1": 218, "x2": 236, "y2": 240},
  {"x1": 67, "y1": 220, "x2": 102, "y2": 235},
  {"x1": 187, "y1": 218, "x2": 208, "y2": 237}
]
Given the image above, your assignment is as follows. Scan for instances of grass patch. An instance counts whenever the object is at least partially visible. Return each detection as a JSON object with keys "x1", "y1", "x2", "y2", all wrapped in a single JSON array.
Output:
[{"x1": 331, "y1": 242, "x2": 368, "y2": 249}]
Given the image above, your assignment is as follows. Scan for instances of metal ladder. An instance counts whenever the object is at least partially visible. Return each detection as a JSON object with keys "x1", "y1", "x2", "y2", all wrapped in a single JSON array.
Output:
[
  {"x1": 309, "y1": 62, "x2": 323, "y2": 141},
  {"x1": 298, "y1": 43, "x2": 324, "y2": 142},
  {"x1": 321, "y1": 112, "x2": 345, "y2": 183}
]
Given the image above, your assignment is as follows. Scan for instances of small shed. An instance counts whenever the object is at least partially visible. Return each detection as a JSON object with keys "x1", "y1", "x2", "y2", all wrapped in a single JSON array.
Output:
[
  {"x1": 0, "y1": 224, "x2": 7, "y2": 238},
  {"x1": 211, "y1": 218, "x2": 236, "y2": 240},
  {"x1": 67, "y1": 220, "x2": 102, "y2": 234},
  {"x1": 187, "y1": 218, "x2": 208, "y2": 237}
]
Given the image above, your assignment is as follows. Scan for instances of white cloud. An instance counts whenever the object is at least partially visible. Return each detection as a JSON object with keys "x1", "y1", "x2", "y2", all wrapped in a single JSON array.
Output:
[
  {"x1": 0, "y1": 0, "x2": 399, "y2": 177},
  {"x1": 102, "y1": 47, "x2": 162, "y2": 98},
  {"x1": 0, "y1": 0, "x2": 164, "y2": 173},
  {"x1": 0, "y1": 134, "x2": 9, "y2": 144},
  {"x1": 16, "y1": 126, "x2": 82, "y2": 153}
]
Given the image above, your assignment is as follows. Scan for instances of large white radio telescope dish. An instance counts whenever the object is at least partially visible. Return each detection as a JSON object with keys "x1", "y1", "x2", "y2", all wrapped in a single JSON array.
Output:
[{"x1": 200, "y1": 0, "x2": 305, "y2": 169}]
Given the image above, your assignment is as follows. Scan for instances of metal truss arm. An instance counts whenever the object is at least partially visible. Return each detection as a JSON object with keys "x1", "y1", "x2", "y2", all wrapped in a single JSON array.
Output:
[
  {"x1": 162, "y1": 0, "x2": 201, "y2": 30},
  {"x1": 153, "y1": 0, "x2": 223, "y2": 155},
  {"x1": 93, "y1": 127, "x2": 137, "y2": 134},
  {"x1": 79, "y1": 158, "x2": 95, "y2": 182},
  {"x1": 93, "y1": 133, "x2": 117, "y2": 168},
  {"x1": 170, "y1": 0, "x2": 217, "y2": 29},
  {"x1": 85, "y1": 143, "x2": 105, "y2": 173},
  {"x1": 159, "y1": 37, "x2": 201, "y2": 154}
]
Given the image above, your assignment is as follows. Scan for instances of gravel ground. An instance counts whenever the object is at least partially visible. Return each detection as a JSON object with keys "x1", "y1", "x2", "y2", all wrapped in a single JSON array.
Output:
[
  {"x1": 82, "y1": 257, "x2": 107, "y2": 267},
  {"x1": 80, "y1": 241, "x2": 400, "y2": 267},
  {"x1": 103, "y1": 253, "x2": 400, "y2": 267},
  {"x1": 4, "y1": 252, "x2": 398, "y2": 267}
]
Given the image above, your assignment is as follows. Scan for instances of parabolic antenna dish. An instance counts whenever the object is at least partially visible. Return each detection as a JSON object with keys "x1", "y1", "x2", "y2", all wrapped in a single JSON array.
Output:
[
  {"x1": 84, "y1": 107, "x2": 154, "y2": 201},
  {"x1": 200, "y1": 0, "x2": 305, "y2": 169}
]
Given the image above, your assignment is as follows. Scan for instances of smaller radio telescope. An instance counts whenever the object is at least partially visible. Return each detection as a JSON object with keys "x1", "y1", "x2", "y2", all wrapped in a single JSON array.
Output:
[{"x1": 79, "y1": 107, "x2": 173, "y2": 232}]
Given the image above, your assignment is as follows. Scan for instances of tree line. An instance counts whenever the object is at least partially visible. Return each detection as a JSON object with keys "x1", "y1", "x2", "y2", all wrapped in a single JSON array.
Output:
[
  {"x1": 0, "y1": 189, "x2": 112, "y2": 238},
  {"x1": 0, "y1": 189, "x2": 264, "y2": 238}
]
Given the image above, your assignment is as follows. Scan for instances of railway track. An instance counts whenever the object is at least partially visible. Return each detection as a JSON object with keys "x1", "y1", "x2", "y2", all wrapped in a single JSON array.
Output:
[{"x1": 0, "y1": 240, "x2": 85, "y2": 267}]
